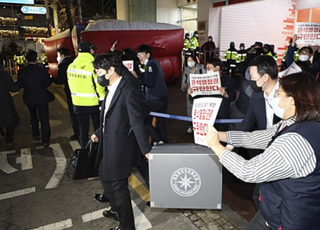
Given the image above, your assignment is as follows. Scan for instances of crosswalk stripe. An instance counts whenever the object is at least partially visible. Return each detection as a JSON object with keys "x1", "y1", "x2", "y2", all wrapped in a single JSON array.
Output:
[
  {"x1": 81, "y1": 208, "x2": 105, "y2": 223},
  {"x1": 81, "y1": 202, "x2": 152, "y2": 229},
  {"x1": 54, "y1": 93, "x2": 68, "y2": 109},
  {"x1": 69, "y1": 140, "x2": 81, "y2": 152},
  {"x1": 30, "y1": 219, "x2": 72, "y2": 230},
  {"x1": 129, "y1": 174, "x2": 150, "y2": 202},
  {"x1": 0, "y1": 187, "x2": 36, "y2": 201},
  {"x1": 133, "y1": 201, "x2": 152, "y2": 230},
  {"x1": 45, "y1": 144, "x2": 67, "y2": 189},
  {"x1": 16, "y1": 148, "x2": 33, "y2": 170},
  {"x1": 0, "y1": 150, "x2": 18, "y2": 174}
]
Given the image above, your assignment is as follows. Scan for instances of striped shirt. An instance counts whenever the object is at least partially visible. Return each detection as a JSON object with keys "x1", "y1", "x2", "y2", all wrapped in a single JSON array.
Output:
[{"x1": 220, "y1": 117, "x2": 317, "y2": 183}]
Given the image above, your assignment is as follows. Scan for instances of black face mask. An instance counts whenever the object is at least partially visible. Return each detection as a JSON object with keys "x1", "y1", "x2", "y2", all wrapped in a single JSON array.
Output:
[
  {"x1": 250, "y1": 80, "x2": 262, "y2": 92},
  {"x1": 97, "y1": 74, "x2": 109, "y2": 87}
]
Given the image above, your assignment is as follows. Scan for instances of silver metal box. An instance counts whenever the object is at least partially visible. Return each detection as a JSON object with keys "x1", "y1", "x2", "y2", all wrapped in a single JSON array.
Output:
[{"x1": 149, "y1": 143, "x2": 222, "y2": 209}]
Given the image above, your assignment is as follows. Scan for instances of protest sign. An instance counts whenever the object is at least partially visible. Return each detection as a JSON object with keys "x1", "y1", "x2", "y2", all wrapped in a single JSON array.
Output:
[
  {"x1": 278, "y1": 62, "x2": 302, "y2": 78},
  {"x1": 295, "y1": 22, "x2": 320, "y2": 45},
  {"x1": 123, "y1": 60, "x2": 134, "y2": 71},
  {"x1": 190, "y1": 72, "x2": 221, "y2": 97},
  {"x1": 192, "y1": 97, "x2": 222, "y2": 147}
]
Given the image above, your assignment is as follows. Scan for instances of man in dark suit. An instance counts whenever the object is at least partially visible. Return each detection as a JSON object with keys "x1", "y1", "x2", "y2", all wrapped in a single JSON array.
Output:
[
  {"x1": 52, "y1": 47, "x2": 78, "y2": 140},
  {"x1": 238, "y1": 55, "x2": 280, "y2": 217},
  {"x1": 91, "y1": 54, "x2": 151, "y2": 230},
  {"x1": 16, "y1": 50, "x2": 54, "y2": 148},
  {"x1": 240, "y1": 55, "x2": 280, "y2": 132}
]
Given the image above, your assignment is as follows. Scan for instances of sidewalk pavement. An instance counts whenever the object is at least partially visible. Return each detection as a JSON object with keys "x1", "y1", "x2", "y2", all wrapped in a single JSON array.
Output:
[{"x1": 182, "y1": 204, "x2": 248, "y2": 230}]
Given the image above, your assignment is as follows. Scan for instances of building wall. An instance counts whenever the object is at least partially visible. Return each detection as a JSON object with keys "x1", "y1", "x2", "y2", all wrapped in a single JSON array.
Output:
[
  {"x1": 178, "y1": 0, "x2": 199, "y2": 8},
  {"x1": 129, "y1": 0, "x2": 156, "y2": 22},
  {"x1": 296, "y1": 0, "x2": 320, "y2": 9},
  {"x1": 156, "y1": 0, "x2": 178, "y2": 25}
]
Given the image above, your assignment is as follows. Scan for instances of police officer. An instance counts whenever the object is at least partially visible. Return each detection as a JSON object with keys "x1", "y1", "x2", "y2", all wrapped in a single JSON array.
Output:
[
  {"x1": 190, "y1": 31, "x2": 199, "y2": 55},
  {"x1": 223, "y1": 41, "x2": 238, "y2": 79},
  {"x1": 13, "y1": 46, "x2": 26, "y2": 69},
  {"x1": 67, "y1": 41, "x2": 106, "y2": 148},
  {"x1": 183, "y1": 33, "x2": 191, "y2": 53},
  {"x1": 236, "y1": 43, "x2": 247, "y2": 64},
  {"x1": 137, "y1": 44, "x2": 169, "y2": 144}
]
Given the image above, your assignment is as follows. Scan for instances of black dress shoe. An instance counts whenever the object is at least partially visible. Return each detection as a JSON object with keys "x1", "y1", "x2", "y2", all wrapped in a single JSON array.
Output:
[
  {"x1": 94, "y1": 194, "x2": 109, "y2": 203},
  {"x1": 103, "y1": 209, "x2": 120, "y2": 221}
]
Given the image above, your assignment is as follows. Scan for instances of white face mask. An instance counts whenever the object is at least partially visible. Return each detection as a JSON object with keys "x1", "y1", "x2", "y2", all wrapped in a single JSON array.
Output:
[
  {"x1": 188, "y1": 61, "x2": 195, "y2": 68},
  {"x1": 57, "y1": 56, "x2": 61, "y2": 63},
  {"x1": 207, "y1": 70, "x2": 214, "y2": 74},
  {"x1": 299, "y1": 55, "x2": 309, "y2": 62},
  {"x1": 272, "y1": 97, "x2": 292, "y2": 119}
]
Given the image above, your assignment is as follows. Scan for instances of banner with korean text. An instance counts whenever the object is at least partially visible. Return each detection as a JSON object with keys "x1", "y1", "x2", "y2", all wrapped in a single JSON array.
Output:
[
  {"x1": 295, "y1": 22, "x2": 320, "y2": 45},
  {"x1": 190, "y1": 72, "x2": 221, "y2": 97},
  {"x1": 192, "y1": 97, "x2": 222, "y2": 146}
]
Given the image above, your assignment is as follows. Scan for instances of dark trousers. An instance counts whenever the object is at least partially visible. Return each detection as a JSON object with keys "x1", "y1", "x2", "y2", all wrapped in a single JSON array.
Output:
[
  {"x1": 27, "y1": 103, "x2": 50, "y2": 143},
  {"x1": 76, "y1": 111, "x2": 100, "y2": 149},
  {"x1": 66, "y1": 94, "x2": 79, "y2": 137},
  {"x1": 4, "y1": 127, "x2": 15, "y2": 143},
  {"x1": 246, "y1": 211, "x2": 271, "y2": 230},
  {"x1": 99, "y1": 164, "x2": 135, "y2": 230},
  {"x1": 145, "y1": 98, "x2": 169, "y2": 143}
]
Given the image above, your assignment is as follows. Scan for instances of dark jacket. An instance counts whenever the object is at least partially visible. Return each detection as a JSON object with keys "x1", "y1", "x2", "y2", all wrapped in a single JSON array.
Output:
[
  {"x1": 52, "y1": 56, "x2": 74, "y2": 97},
  {"x1": 142, "y1": 56, "x2": 168, "y2": 101},
  {"x1": 212, "y1": 73, "x2": 236, "y2": 119},
  {"x1": 260, "y1": 121, "x2": 320, "y2": 230},
  {"x1": 286, "y1": 45, "x2": 320, "y2": 78},
  {"x1": 17, "y1": 63, "x2": 54, "y2": 105},
  {"x1": 239, "y1": 91, "x2": 281, "y2": 131},
  {"x1": 0, "y1": 66, "x2": 19, "y2": 127},
  {"x1": 95, "y1": 77, "x2": 151, "y2": 181}
]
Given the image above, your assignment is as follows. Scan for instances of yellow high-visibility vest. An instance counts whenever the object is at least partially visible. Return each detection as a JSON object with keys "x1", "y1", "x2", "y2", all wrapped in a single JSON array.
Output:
[{"x1": 67, "y1": 52, "x2": 106, "y2": 106}]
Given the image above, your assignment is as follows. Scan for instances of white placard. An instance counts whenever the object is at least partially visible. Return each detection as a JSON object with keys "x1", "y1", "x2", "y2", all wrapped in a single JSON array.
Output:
[
  {"x1": 190, "y1": 72, "x2": 221, "y2": 97},
  {"x1": 278, "y1": 62, "x2": 302, "y2": 78},
  {"x1": 192, "y1": 97, "x2": 222, "y2": 147},
  {"x1": 123, "y1": 60, "x2": 134, "y2": 71},
  {"x1": 295, "y1": 22, "x2": 320, "y2": 45}
]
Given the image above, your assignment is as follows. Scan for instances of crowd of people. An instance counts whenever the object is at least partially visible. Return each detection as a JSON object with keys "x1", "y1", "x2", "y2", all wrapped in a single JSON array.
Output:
[{"x1": 1, "y1": 34, "x2": 320, "y2": 230}]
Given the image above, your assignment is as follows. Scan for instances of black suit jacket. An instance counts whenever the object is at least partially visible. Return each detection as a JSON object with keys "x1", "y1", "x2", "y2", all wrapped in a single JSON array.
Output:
[
  {"x1": 17, "y1": 64, "x2": 54, "y2": 105},
  {"x1": 95, "y1": 77, "x2": 151, "y2": 181},
  {"x1": 240, "y1": 91, "x2": 281, "y2": 131}
]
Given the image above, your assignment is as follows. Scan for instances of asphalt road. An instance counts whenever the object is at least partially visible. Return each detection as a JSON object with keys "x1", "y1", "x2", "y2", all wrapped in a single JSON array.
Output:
[{"x1": 0, "y1": 80, "x2": 251, "y2": 230}]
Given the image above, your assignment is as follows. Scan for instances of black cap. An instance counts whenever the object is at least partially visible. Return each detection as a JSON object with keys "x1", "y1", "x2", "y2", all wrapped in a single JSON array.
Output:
[
  {"x1": 78, "y1": 41, "x2": 97, "y2": 52},
  {"x1": 254, "y1": 41, "x2": 263, "y2": 47}
]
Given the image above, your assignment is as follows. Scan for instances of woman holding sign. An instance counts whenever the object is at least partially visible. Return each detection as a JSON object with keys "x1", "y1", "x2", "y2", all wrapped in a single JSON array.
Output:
[
  {"x1": 181, "y1": 53, "x2": 205, "y2": 133},
  {"x1": 205, "y1": 72, "x2": 320, "y2": 230}
]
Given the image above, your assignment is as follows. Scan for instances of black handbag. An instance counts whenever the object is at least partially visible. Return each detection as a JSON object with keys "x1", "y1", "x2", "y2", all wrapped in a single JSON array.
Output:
[{"x1": 67, "y1": 140, "x2": 98, "y2": 180}]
